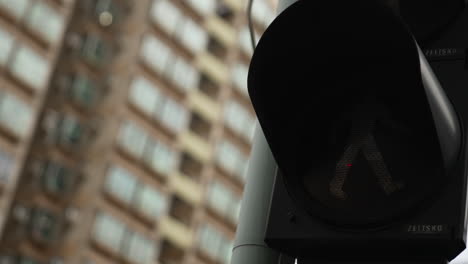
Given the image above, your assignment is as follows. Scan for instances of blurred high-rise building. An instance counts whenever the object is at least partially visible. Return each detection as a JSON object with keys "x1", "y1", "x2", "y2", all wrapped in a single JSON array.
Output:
[{"x1": 0, "y1": 0, "x2": 275, "y2": 264}]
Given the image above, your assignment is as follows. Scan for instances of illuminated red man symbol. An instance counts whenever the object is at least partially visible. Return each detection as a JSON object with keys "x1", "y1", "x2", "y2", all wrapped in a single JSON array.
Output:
[{"x1": 329, "y1": 110, "x2": 404, "y2": 200}]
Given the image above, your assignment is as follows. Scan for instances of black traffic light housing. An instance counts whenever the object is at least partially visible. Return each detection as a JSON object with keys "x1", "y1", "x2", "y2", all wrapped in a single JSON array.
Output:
[{"x1": 248, "y1": 0, "x2": 468, "y2": 262}]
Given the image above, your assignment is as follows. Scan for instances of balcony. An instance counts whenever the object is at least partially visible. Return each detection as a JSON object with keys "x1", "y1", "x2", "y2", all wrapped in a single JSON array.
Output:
[
  {"x1": 159, "y1": 240, "x2": 184, "y2": 264},
  {"x1": 158, "y1": 216, "x2": 193, "y2": 250},
  {"x1": 56, "y1": 74, "x2": 105, "y2": 111},
  {"x1": 223, "y1": 0, "x2": 243, "y2": 13},
  {"x1": 169, "y1": 172, "x2": 203, "y2": 206},
  {"x1": 42, "y1": 111, "x2": 96, "y2": 154},
  {"x1": 182, "y1": 0, "x2": 215, "y2": 17},
  {"x1": 29, "y1": 208, "x2": 63, "y2": 246},
  {"x1": 179, "y1": 152, "x2": 203, "y2": 181},
  {"x1": 31, "y1": 160, "x2": 81, "y2": 200},
  {"x1": 195, "y1": 52, "x2": 229, "y2": 86},
  {"x1": 179, "y1": 131, "x2": 212, "y2": 163},
  {"x1": 66, "y1": 32, "x2": 115, "y2": 70},
  {"x1": 207, "y1": 35, "x2": 228, "y2": 61},
  {"x1": 198, "y1": 73, "x2": 220, "y2": 100},
  {"x1": 215, "y1": 1, "x2": 235, "y2": 26},
  {"x1": 204, "y1": 16, "x2": 236, "y2": 47},
  {"x1": 80, "y1": 34, "x2": 114, "y2": 69},
  {"x1": 189, "y1": 112, "x2": 212, "y2": 141},
  {"x1": 169, "y1": 196, "x2": 194, "y2": 227},
  {"x1": 187, "y1": 90, "x2": 221, "y2": 123},
  {"x1": 7, "y1": 205, "x2": 67, "y2": 247}
]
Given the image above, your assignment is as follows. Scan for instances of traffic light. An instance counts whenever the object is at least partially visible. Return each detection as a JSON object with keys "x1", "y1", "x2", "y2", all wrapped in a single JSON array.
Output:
[{"x1": 248, "y1": 0, "x2": 468, "y2": 262}]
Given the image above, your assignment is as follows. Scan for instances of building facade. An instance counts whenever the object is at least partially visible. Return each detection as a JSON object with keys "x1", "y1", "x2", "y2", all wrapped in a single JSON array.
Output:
[{"x1": 0, "y1": 0, "x2": 275, "y2": 264}]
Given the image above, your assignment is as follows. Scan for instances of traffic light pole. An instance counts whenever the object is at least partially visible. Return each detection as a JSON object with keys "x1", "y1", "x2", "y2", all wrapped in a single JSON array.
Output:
[{"x1": 230, "y1": 122, "x2": 295, "y2": 264}]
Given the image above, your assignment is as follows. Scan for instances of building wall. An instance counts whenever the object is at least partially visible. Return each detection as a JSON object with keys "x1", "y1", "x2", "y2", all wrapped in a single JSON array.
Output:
[{"x1": 0, "y1": 0, "x2": 276, "y2": 264}]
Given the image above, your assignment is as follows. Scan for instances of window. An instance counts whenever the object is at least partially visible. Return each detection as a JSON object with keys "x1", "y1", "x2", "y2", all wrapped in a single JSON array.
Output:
[
  {"x1": 41, "y1": 161, "x2": 78, "y2": 195},
  {"x1": 239, "y1": 27, "x2": 258, "y2": 55},
  {"x1": 231, "y1": 63, "x2": 248, "y2": 95},
  {"x1": 252, "y1": 0, "x2": 275, "y2": 27},
  {"x1": 224, "y1": 101, "x2": 256, "y2": 141},
  {"x1": 0, "y1": 92, "x2": 33, "y2": 137},
  {"x1": 10, "y1": 45, "x2": 50, "y2": 90},
  {"x1": 221, "y1": 241, "x2": 233, "y2": 264},
  {"x1": 146, "y1": 142, "x2": 177, "y2": 175},
  {"x1": 134, "y1": 185, "x2": 167, "y2": 219},
  {"x1": 150, "y1": 0, "x2": 181, "y2": 35},
  {"x1": 0, "y1": 27, "x2": 14, "y2": 66},
  {"x1": 30, "y1": 208, "x2": 61, "y2": 243},
  {"x1": 124, "y1": 233, "x2": 156, "y2": 264},
  {"x1": 129, "y1": 76, "x2": 188, "y2": 133},
  {"x1": 140, "y1": 35, "x2": 173, "y2": 74},
  {"x1": 184, "y1": 0, "x2": 215, "y2": 15},
  {"x1": 129, "y1": 77, "x2": 161, "y2": 116},
  {"x1": 140, "y1": 34, "x2": 198, "y2": 93},
  {"x1": 0, "y1": 149, "x2": 13, "y2": 182},
  {"x1": 105, "y1": 165, "x2": 168, "y2": 219},
  {"x1": 69, "y1": 75, "x2": 100, "y2": 108},
  {"x1": 80, "y1": 34, "x2": 110, "y2": 67},
  {"x1": 177, "y1": 19, "x2": 207, "y2": 53},
  {"x1": 217, "y1": 142, "x2": 237, "y2": 174},
  {"x1": 93, "y1": 213, "x2": 125, "y2": 253},
  {"x1": 117, "y1": 121, "x2": 178, "y2": 175},
  {"x1": 159, "y1": 98, "x2": 188, "y2": 133},
  {"x1": 58, "y1": 116, "x2": 84, "y2": 146},
  {"x1": 26, "y1": 1, "x2": 65, "y2": 45},
  {"x1": 93, "y1": 212, "x2": 157, "y2": 260},
  {"x1": 105, "y1": 166, "x2": 138, "y2": 204},
  {"x1": 198, "y1": 224, "x2": 232, "y2": 263},
  {"x1": 224, "y1": 101, "x2": 244, "y2": 134},
  {"x1": 117, "y1": 121, "x2": 148, "y2": 158},
  {"x1": 216, "y1": 140, "x2": 248, "y2": 180},
  {"x1": 207, "y1": 181, "x2": 241, "y2": 223},
  {"x1": 0, "y1": 0, "x2": 31, "y2": 20},
  {"x1": 44, "y1": 112, "x2": 90, "y2": 149},
  {"x1": 169, "y1": 57, "x2": 198, "y2": 92},
  {"x1": 150, "y1": 0, "x2": 207, "y2": 53}
]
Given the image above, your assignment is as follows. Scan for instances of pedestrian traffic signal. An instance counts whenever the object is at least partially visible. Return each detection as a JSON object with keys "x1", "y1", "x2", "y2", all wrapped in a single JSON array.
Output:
[{"x1": 248, "y1": 0, "x2": 468, "y2": 262}]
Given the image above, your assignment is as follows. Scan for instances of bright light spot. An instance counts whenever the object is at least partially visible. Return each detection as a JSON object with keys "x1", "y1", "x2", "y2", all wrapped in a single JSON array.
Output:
[{"x1": 99, "y1": 11, "x2": 113, "y2": 27}]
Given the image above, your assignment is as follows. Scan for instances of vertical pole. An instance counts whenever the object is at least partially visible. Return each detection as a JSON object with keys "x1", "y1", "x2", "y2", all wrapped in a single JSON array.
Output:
[
  {"x1": 230, "y1": 1, "x2": 298, "y2": 264},
  {"x1": 230, "y1": 124, "x2": 283, "y2": 264}
]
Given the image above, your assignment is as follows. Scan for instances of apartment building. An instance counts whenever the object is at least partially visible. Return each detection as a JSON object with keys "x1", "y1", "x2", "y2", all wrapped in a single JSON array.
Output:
[{"x1": 0, "y1": 0, "x2": 275, "y2": 264}]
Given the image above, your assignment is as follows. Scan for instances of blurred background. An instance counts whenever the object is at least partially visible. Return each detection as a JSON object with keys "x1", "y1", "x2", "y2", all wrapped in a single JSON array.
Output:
[{"x1": 0, "y1": 0, "x2": 277, "y2": 263}]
